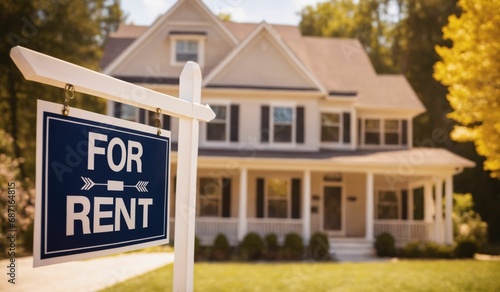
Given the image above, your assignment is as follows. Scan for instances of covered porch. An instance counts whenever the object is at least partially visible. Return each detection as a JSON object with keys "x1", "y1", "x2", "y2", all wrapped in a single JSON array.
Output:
[{"x1": 168, "y1": 148, "x2": 474, "y2": 246}]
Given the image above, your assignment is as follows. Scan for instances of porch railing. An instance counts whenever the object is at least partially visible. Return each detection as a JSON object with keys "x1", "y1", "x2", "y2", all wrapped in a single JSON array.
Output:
[
  {"x1": 374, "y1": 220, "x2": 434, "y2": 244},
  {"x1": 169, "y1": 217, "x2": 239, "y2": 245},
  {"x1": 247, "y1": 218, "x2": 303, "y2": 240}
]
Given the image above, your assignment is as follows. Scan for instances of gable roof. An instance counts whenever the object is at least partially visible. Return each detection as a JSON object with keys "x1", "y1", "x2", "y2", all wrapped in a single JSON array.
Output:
[
  {"x1": 101, "y1": 3, "x2": 425, "y2": 112},
  {"x1": 102, "y1": 0, "x2": 238, "y2": 75},
  {"x1": 203, "y1": 22, "x2": 325, "y2": 92}
]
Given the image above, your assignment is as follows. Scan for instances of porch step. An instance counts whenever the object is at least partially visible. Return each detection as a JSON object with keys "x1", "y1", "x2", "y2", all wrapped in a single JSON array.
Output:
[{"x1": 329, "y1": 238, "x2": 376, "y2": 261}]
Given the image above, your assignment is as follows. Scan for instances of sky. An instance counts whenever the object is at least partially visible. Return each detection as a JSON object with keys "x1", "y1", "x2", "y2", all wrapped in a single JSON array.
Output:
[{"x1": 121, "y1": 0, "x2": 328, "y2": 26}]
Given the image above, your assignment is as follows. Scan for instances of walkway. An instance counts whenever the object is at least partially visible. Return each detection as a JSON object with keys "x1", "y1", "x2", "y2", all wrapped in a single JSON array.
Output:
[{"x1": 0, "y1": 252, "x2": 174, "y2": 292}]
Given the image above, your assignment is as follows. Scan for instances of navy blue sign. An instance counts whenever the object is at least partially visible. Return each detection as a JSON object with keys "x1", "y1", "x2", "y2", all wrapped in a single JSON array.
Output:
[{"x1": 35, "y1": 101, "x2": 170, "y2": 266}]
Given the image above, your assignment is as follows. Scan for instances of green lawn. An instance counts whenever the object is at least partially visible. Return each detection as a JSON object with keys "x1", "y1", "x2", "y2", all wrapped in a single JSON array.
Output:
[{"x1": 102, "y1": 260, "x2": 500, "y2": 292}]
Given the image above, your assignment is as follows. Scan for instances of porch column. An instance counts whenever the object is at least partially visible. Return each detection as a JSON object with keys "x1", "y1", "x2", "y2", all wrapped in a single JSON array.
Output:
[
  {"x1": 434, "y1": 177, "x2": 444, "y2": 244},
  {"x1": 424, "y1": 181, "x2": 434, "y2": 240},
  {"x1": 424, "y1": 181, "x2": 434, "y2": 222},
  {"x1": 237, "y1": 167, "x2": 248, "y2": 241},
  {"x1": 444, "y1": 175, "x2": 454, "y2": 245},
  {"x1": 302, "y1": 169, "x2": 311, "y2": 243},
  {"x1": 365, "y1": 172, "x2": 374, "y2": 241}
]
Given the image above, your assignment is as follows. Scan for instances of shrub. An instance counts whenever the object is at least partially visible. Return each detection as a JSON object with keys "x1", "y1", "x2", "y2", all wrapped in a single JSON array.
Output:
[
  {"x1": 374, "y1": 232, "x2": 396, "y2": 257},
  {"x1": 309, "y1": 232, "x2": 331, "y2": 261},
  {"x1": 399, "y1": 241, "x2": 422, "y2": 258},
  {"x1": 211, "y1": 233, "x2": 231, "y2": 261},
  {"x1": 455, "y1": 238, "x2": 478, "y2": 258},
  {"x1": 262, "y1": 233, "x2": 279, "y2": 260},
  {"x1": 239, "y1": 233, "x2": 264, "y2": 261},
  {"x1": 453, "y1": 193, "x2": 488, "y2": 246},
  {"x1": 399, "y1": 241, "x2": 454, "y2": 259},
  {"x1": 283, "y1": 233, "x2": 304, "y2": 260}
]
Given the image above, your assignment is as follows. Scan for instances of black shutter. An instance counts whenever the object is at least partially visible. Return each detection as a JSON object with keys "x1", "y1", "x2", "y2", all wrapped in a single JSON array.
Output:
[
  {"x1": 114, "y1": 102, "x2": 122, "y2": 118},
  {"x1": 222, "y1": 178, "x2": 231, "y2": 218},
  {"x1": 139, "y1": 109, "x2": 146, "y2": 124},
  {"x1": 296, "y1": 106, "x2": 305, "y2": 144},
  {"x1": 402, "y1": 120, "x2": 408, "y2": 146},
  {"x1": 291, "y1": 179, "x2": 301, "y2": 219},
  {"x1": 230, "y1": 105, "x2": 239, "y2": 142},
  {"x1": 401, "y1": 190, "x2": 408, "y2": 220},
  {"x1": 358, "y1": 118, "x2": 362, "y2": 145},
  {"x1": 343, "y1": 112, "x2": 351, "y2": 144},
  {"x1": 163, "y1": 115, "x2": 171, "y2": 131},
  {"x1": 261, "y1": 106, "x2": 270, "y2": 143},
  {"x1": 256, "y1": 178, "x2": 265, "y2": 218}
]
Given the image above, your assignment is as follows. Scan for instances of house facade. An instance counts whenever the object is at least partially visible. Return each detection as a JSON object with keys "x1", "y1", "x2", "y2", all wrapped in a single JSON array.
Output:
[{"x1": 101, "y1": 0, "x2": 474, "y2": 256}]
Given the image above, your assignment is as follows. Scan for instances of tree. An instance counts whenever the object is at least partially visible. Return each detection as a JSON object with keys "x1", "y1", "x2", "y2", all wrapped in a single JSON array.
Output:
[
  {"x1": 0, "y1": 1, "x2": 123, "y2": 184},
  {"x1": 434, "y1": 0, "x2": 500, "y2": 178},
  {"x1": 299, "y1": 0, "x2": 396, "y2": 73}
]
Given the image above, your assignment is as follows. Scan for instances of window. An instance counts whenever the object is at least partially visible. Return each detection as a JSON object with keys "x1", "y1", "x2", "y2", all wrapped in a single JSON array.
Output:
[
  {"x1": 384, "y1": 120, "x2": 400, "y2": 145},
  {"x1": 273, "y1": 106, "x2": 294, "y2": 143},
  {"x1": 206, "y1": 105, "x2": 227, "y2": 141},
  {"x1": 413, "y1": 187, "x2": 424, "y2": 220},
  {"x1": 377, "y1": 191, "x2": 399, "y2": 219},
  {"x1": 362, "y1": 118, "x2": 406, "y2": 146},
  {"x1": 170, "y1": 35, "x2": 205, "y2": 67},
  {"x1": 198, "y1": 177, "x2": 221, "y2": 217},
  {"x1": 175, "y1": 39, "x2": 198, "y2": 62},
  {"x1": 321, "y1": 113, "x2": 340, "y2": 143},
  {"x1": 364, "y1": 119, "x2": 380, "y2": 145},
  {"x1": 267, "y1": 178, "x2": 289, "y2": 218}
]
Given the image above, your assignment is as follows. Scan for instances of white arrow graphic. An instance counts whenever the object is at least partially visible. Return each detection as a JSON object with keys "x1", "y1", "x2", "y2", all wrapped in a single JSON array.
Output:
[{"x1": 80, "y1": 177, "x2": 149, "y2": 192}]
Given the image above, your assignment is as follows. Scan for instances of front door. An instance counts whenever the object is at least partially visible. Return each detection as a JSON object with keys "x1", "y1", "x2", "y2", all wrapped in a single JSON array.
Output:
[{"x1": 323, "y1": 186, "x2": 343, "y2": 234}]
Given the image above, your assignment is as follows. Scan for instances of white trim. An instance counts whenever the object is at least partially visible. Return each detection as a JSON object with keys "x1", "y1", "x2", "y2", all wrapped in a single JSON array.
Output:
[{"x1": 203, "y1": 22, "x2": 326, "y2": 93}]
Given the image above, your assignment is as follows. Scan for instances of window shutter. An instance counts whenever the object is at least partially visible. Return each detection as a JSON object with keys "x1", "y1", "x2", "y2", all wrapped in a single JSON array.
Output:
[
  {"x1": 358, "y1": 118, "x2": 362, "y2": 145},
  {"x1": 343, "y1": 112, "x2": 351, "y2": 144},
  {"x1": 296, "y1": 106, "x2": 305, "y2": 144},
  {"x1": 261, "y1": 106, "x2": 270, "y2": 143},
  {"x1": 256, "y1": 178, "x2": 265, "y2": 218},
  {"x1": 402, "y1": 120, "x2": 408, "y2": 146},
  {"x1": 230, "y1": 105, "x2": 239, "y2": 142},
  {"x1": 222, "y1": 178, "x2": 231, "y2": 218},
  {"x1": 291, "y1": 179, "x2": 301, "y2": 219},
  {"x1": 139, "y1": 109, "x2": 146, "y2": 124},
  {"x1": 163, "y1": 115, "x2": 171, "y2": 131},
  {"x1": 401, "y1": 189, "x2": 408, "y2": 220},
  {"x1": 113, "y1": 102, "x2": 122, "y2": 118}
]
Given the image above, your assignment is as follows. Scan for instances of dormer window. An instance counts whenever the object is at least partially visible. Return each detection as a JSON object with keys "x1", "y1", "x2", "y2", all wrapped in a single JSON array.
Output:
[
  {"x1": 169, "y1": 32, "x2": 206, "y2": 67},
  {"x1": 176, "y1": 40, "x2": 198, "y2": 62}
]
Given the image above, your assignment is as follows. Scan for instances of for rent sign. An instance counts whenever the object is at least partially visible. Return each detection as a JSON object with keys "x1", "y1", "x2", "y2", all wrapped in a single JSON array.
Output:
[{"x1": 34, "y1": 100, "x2": 170, "y2": 267}]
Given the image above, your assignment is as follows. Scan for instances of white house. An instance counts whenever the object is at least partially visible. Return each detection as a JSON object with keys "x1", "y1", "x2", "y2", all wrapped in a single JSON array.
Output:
[{"x1": 101, "y1": 0, "x2": 474, "y2": 257}]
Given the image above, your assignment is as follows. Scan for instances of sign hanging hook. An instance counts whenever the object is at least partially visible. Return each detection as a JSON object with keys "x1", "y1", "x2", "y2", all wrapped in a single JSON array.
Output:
[
  {"x1": 62, "y1": 84, "x2": 75, "y2": 116},
  {"x1": 155, "y1": 108, "x2": 162, "y2": 136}
]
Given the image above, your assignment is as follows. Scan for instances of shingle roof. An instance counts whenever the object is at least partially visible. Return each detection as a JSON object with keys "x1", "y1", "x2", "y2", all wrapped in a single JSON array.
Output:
[
  {"x1": 170, "y1": 143, "x2": 474, "y2": 168},
  {"x1": 101, "y1": 21, "x2": 424, "y2": 112}
]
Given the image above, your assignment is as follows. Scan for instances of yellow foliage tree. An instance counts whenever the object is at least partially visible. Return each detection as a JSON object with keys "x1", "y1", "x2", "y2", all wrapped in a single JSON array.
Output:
[{"x1": 434, "y1": 0, "x2": 500, "y2": 178}]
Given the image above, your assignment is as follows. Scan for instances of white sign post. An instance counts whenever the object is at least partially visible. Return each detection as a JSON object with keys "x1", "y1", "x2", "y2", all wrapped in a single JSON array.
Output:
[{"x1": 10, "y1": 46, "x2": 213, "y2": 291}]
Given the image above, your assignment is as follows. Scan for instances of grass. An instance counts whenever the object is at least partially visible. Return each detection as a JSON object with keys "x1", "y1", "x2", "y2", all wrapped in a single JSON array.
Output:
[{"x1": 101, "y1": 260, "x2": 500, "y2": 292}]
